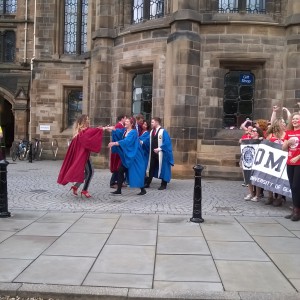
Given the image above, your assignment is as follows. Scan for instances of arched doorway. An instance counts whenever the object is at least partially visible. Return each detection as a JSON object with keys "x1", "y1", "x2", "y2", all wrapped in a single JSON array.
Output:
[{"x1": 0, "y1": 97, "x2": 14, "y2": 151}]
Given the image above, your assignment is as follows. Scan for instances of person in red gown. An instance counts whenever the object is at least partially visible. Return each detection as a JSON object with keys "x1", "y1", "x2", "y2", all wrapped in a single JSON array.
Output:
[
  {"x1": 110, "y1": 115, "x2": 126, "y2": 187},
  {"x1": 57, "y1": 114, "x2": 104, "y2": 198}
]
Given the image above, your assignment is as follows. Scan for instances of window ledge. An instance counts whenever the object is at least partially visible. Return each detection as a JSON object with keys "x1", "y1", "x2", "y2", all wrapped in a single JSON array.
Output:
[
  {"x1": 208, "y1": 12, "x2": 279, "y2": 25},
  {"x1": 119, "y1": 16, "x2": 171, "y2": 35}
]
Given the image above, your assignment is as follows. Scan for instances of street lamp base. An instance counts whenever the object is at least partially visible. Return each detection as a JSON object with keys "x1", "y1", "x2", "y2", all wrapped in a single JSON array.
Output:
[
  {"x1": 190, "y1": 217, "x2": 204, "y2": 223},
  {"x1": 0, "y1": 211, "x2": 11, "y2": 218}
]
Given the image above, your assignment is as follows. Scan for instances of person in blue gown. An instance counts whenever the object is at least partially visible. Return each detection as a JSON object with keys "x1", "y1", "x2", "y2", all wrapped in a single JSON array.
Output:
[
  {"x1": 145, "y1": 117, "x2": 174, "y2": 190},
  {"x1": 107, "y1": 117, "x2": 147, "y2": 195},
  {"x1": 139, "y1": 120, "x2": 150, "y2": 171}
]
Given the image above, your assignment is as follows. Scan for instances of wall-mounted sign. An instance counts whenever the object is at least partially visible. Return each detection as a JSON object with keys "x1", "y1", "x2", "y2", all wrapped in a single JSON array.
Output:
[
  {"x1": 240, "y1": 74, "x2": 254, "y2": 85},
  {"x1": 39, "y1": 125, "x2": 51, "y2": 131}
]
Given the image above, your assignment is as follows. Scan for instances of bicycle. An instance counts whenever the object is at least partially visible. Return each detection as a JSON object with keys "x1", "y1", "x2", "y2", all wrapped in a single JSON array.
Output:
[
  {"x1": 10, "y1": 140, "x2": 29, "y2": 161},
  {"x1": 31, "y1": 138, "x2": 43, "y2": 160}
]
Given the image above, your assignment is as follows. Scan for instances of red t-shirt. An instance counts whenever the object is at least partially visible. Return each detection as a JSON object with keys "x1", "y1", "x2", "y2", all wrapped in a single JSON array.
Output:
[
  {"x1": 284, "y1": 129, "x2": 300, "y2": 165},
  {"x1": 269, "y1": 133, "x2": 284, "y2": 144},
  {"x1": 241, "y1": 133, "x2": 251, "y2": 140}
]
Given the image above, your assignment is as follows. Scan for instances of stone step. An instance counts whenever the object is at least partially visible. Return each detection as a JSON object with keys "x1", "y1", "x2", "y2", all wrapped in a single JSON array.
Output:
[
  {"x1": 198, "y1": 157, "x2": 239, "y2": 167},
  {"x1": 202, "y1": 165, "x2": 243, "y2": 180}
]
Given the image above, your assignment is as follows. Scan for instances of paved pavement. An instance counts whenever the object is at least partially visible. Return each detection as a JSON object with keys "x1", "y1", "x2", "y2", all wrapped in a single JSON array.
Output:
[{"x1": 0, "y1": 160, "x2": 300, "y2": 300}]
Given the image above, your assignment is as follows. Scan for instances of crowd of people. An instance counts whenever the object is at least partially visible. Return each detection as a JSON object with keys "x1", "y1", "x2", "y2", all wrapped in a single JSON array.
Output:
[
  {"x1": 239, "y1": 106, "x2": 300, "y2": 222},
  {"x1": 56, "y1": 104, "x2": 300, "y2": 222},
  {"x1": 57, "y1": 113, "x2": 174, "y2": 198}
]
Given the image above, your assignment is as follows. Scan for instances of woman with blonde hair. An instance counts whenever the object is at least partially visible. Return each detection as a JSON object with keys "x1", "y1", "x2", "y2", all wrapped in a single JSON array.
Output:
[
  {"x1": 282, "y1": 112, "x2": 300, "y2": 221},
  {"x1": 57, "y1": 114, "x2": 104, "y2": 198}
]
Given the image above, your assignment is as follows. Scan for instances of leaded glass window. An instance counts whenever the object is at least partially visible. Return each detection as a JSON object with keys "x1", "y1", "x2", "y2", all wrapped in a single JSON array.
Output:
[
  {"x1": 0, "y1": 31, "x2": 15, "y2": 62},
  {"x1": 218, "y1": 0, "x2": 238, "y2": 13},
  {"x1": 64, "y1": 0, "x2": 88, "y2": 55},
  {"x1": 0, "y1": 0, "x2": 17, "y2": 14},
  {"x1": 218, "y1": 0, "x2": 266, "y2": 13},
  {"x1": 132, "y1": 0, "x2": 164, "y2": 24},
  {"x1": 246, "y1": 0, "x2": 265, "y2": 13},
  {"x1": 132, "y1": 73, "x2": 152, "y2": 121},
  {"x1": 223, "y1": 71, "x2": 255, "y2": 128},
  {"x1": 67, "y1": 89, "x2": 83, "y2": 127}
]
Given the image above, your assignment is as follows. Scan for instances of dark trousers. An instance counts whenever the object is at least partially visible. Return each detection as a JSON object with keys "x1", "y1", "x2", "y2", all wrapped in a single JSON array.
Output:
[
  {"x1": 110, "y1": 171, "x2": 118, "y2": 186},
  {"x1": 116, "y1": 164, "x2": 127, "y2": 192},
  {"x1": 147, "y1": 153, "x2": 167, "y2": 187},
  {"x1": 287, "y1": 165, "x2": 300, "y2": 209},
  {"x1": 75, "y1": 159, "x2": 93, "y2": 191}
]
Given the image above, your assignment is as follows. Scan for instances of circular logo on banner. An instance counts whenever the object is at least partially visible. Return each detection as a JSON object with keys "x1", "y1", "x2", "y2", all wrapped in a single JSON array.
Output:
[{"x1": 242, "y1": 146, "x2": 256, "y2": 169}]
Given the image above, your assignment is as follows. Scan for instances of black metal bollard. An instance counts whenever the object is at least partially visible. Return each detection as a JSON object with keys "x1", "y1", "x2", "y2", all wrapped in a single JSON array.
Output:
[
  {"x1": 190, "y1": 164, "x2": 204, "y2": 223},
  {"x1": 0, "y1": 159, "x2": 11, "y2": 218},
  {"x1": 28, "y1": 142, "x2": 33, "y2": 163}
]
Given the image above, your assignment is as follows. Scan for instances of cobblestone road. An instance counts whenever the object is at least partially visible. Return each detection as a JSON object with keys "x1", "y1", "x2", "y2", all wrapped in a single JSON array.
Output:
[{"x1": 6, "y1": 160, "x2": 291, "y2": 217}]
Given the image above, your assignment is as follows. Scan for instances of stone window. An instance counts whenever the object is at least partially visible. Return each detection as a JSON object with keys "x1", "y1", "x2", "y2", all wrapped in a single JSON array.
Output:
[
  {"x1": 132, "y1": 0, "x2": 164, "y2": 24},
  {"x1": 0, "y1": 0, "x2": 17, "y2": 14},
  {"x1": 0, "y1": 31, "x2": 16, "y2": 62},
  {"x1": 223, "y1": 71, "x2": 254, "y2": 128},
  {"x1": 64, "y1": 0, "x2": 88, "y2": 54},
  {"x1": 132, "y1": 73, "x2": 152, "y2": 121},
  {"x1": 218, "y1": 0, "x2": 265, "y2": 13},
  {"x1": 246, "y1": 0, "x2": 265, "y2": 13},
  {"x1": 65, "y1": 88, "x2": 83, "y2": 128},
  {"x1": 219, "y1": 0, "x2": 238, "y2": 13}
]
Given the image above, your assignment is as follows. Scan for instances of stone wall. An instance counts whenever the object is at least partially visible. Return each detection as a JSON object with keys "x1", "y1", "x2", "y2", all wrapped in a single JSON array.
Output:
[{"x1": 24, "y1": 0, "x2": 300, "y2": 178}]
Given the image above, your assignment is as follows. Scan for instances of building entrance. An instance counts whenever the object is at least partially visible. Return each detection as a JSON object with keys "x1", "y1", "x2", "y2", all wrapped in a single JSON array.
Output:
[{"x1": 0, "y1": 98, "x2": 14, "y2": 151}]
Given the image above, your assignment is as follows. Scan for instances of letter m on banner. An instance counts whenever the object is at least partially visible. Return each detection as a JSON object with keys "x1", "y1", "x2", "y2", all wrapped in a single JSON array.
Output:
[{"x1": 251, "y1": 140, "x2": 291, "y2": 198}]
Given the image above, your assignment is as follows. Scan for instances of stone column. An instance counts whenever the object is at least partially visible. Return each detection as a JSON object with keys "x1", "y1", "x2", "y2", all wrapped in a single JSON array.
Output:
[
  {"x1": 284, "y1": 0, "x2": 300, "y2": 112},
  {"x1": 88, "y1": 0, "x2": 114, "y2": 126},
  {"x1": 165, "y1": 2, "x2": 201, "y2": 176},
  {"x1": 88, "y1": 0, "x2": 115, "y2": 167}
]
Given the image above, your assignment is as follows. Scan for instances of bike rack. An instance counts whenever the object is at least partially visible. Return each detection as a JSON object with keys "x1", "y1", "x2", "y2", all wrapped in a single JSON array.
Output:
[{"x1": 51, "y1": 139, "x2": 59, "y2": 160}]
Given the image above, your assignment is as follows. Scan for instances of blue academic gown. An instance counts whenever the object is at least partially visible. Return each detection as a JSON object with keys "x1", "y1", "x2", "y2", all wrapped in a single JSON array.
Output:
[
  {"x1": 150, "y1": 129, "x2": 174, "y2": 183},
  {"x1": 139, "y1": 131, "x2": 150, "y2": 171},
  {"x1": 112, "y1": 128, "x2": 145, "y2": 188}
]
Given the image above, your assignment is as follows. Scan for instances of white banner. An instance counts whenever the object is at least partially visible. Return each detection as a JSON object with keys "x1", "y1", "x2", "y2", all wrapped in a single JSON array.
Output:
[{"x1": 246, "y1": 140, "x2": 291, "y2": 198}]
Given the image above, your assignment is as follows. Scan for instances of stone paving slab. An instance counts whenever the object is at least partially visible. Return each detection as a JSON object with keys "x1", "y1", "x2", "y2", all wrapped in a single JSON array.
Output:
[
  {"x1": 15, "y1": 255, "x2": 95, "y2": 285},
  {"x1": 216, "y1": 261, "x2": 295, "y2": 293},
  {"x1": 0, "y1": 235, "x2": 57, "y2": 259},
  {"x1": 207, "y1": 241, "x2": 270, "y2": 261},
  {"x1": 154, "y1": 255, "x2": 220, "y2": 282},
  {"x1": 0, "y1": 258, "x2": 32, "y2": 282},
  {"x1": 91, "y1": 244, "x2": 156, "y2": 275},
  {"x1": 43, "y1": 232, "x2": 109, "y2": 257},
  {"x1": 107, "y1": 229, "x2": 157, "y2": 246}
]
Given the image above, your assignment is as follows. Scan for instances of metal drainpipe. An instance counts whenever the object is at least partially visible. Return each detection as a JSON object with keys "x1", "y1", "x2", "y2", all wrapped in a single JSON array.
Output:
[
  {"x1": 23, "y1": 0, "x2": 28, "y2": 64},
  {"x1": 29, "y1": 0, "x2": 37, "y2": 142}
]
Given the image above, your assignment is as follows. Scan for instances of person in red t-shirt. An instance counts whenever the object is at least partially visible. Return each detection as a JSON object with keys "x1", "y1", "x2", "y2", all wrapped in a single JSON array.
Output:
[
  {"x1": 266, "y1": 119, "x2": 286, "y2": 206},
  {"x1": 283, "y1": 112, "x2": 300, "y2": 221}
]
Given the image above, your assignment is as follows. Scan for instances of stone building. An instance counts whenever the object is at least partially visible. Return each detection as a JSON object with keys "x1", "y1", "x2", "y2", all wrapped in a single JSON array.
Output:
[{"x1": 1, "y1": 0, "x2": 300, "y2": 178}]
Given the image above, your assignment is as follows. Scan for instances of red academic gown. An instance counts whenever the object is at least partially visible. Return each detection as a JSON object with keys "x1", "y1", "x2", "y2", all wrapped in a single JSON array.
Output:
[
  {"x1": 57, "y1": 127, "x2": 103, "y2": 185},
  {"x1": 110, "y1": 122, "x2": 124, "y2": 173}
]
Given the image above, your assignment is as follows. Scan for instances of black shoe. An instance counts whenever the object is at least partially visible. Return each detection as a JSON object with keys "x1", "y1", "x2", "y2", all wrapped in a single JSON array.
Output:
[
  {"x1": 158, "y1": 186, "x2": 166, "y2": 190},
  {"x1": 111, "y1": 190, "x2": 121, "y2": 195},
  {"x1": 137, "y1": 188, "x2": 146, "y2": 195},
  {"x1": 144, "y1": 184, "x2": 150, "y2": 188}
]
